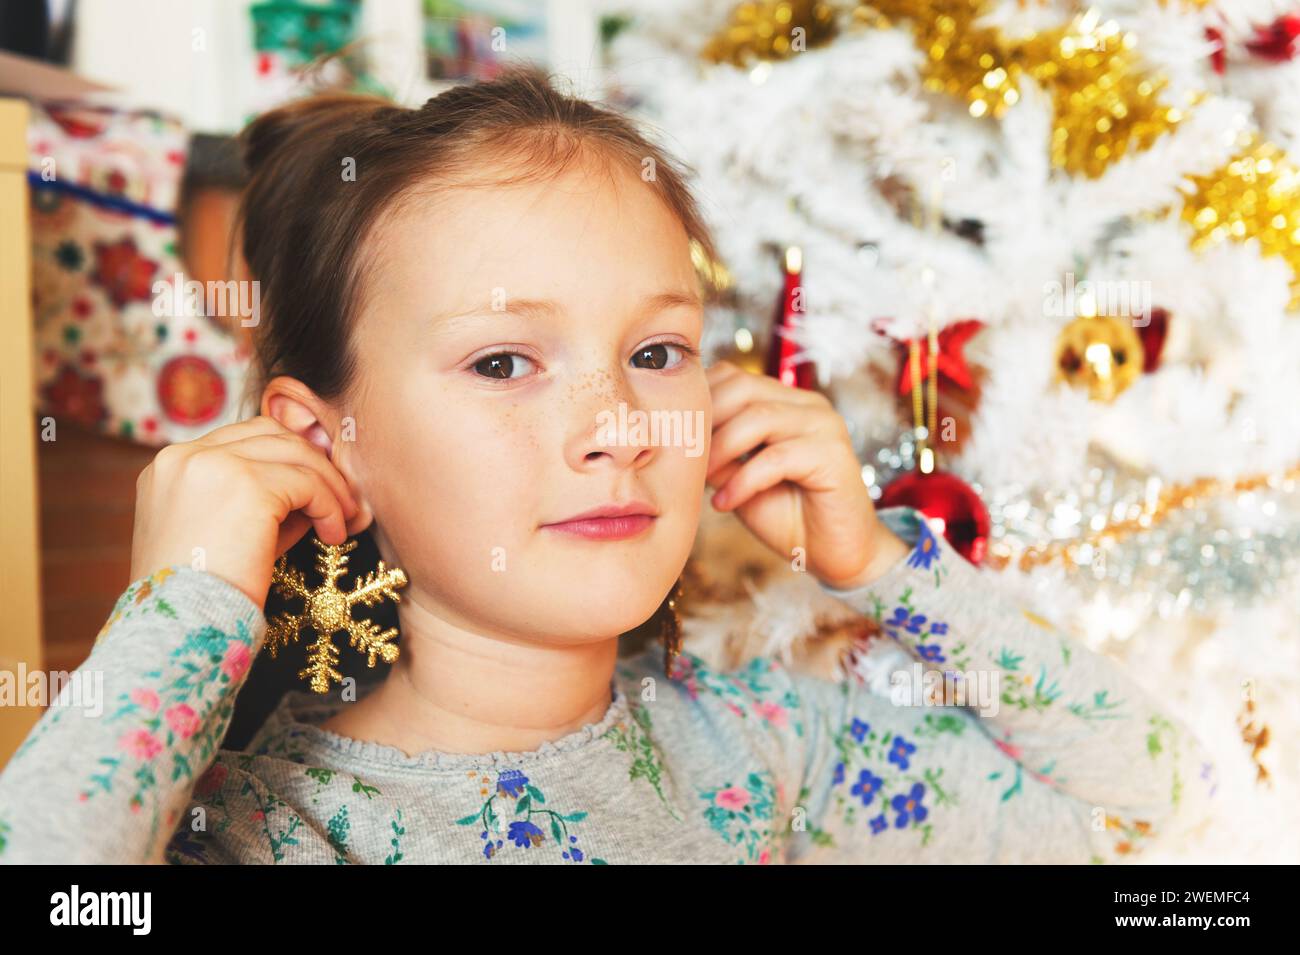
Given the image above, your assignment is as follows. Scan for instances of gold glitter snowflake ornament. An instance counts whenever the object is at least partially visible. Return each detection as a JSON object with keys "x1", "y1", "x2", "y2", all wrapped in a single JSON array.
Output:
[{"x1": 266, "y1": 538, "x2": 408, "y2": 693}]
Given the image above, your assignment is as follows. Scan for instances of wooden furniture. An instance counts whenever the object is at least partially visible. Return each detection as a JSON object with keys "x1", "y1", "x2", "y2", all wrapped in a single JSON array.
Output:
[{"x1": 0, "y1": 96, "x2": 42, "y2": 767}]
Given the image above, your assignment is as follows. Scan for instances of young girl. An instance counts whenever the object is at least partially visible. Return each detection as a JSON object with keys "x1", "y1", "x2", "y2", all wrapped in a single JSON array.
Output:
[{"x1": 0, "y1": 67, "x2": 1216, "y2": 865}]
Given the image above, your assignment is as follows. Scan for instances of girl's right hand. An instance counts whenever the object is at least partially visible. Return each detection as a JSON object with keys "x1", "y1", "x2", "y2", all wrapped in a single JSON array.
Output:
[{"x1": 129, "y1": 416, "x2": 365, "y2": 609}]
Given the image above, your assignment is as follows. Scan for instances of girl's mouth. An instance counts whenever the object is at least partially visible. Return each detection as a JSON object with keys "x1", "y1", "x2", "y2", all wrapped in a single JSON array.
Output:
[{"x1": 540, "y1": 514, "x2": 656, "y2": 541}]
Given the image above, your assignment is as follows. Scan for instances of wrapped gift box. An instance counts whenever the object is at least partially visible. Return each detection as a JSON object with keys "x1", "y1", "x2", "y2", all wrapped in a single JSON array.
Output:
[{"x1": 28, "y1": 99, "x2": 250, "y2": 446}]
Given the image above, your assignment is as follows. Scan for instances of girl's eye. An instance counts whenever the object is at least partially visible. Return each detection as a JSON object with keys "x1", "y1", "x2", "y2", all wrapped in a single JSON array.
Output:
[
  {"x1": 472, "y1": 352, "x2": 536, "y2": 381},
  {"x1": 631, "y1": 342, "x2": 695, "y2": 371}
]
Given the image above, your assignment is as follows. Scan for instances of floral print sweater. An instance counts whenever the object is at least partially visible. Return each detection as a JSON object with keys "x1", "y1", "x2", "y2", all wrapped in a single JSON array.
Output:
[{"x1": 0, "y1": 506, "x2": 1217, "y2": 864}]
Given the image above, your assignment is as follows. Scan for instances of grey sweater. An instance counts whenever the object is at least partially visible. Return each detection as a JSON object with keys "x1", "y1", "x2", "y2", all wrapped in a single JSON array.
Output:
[{"x1": 0, "y1": 506, "x2": 1217, "y2": 864}]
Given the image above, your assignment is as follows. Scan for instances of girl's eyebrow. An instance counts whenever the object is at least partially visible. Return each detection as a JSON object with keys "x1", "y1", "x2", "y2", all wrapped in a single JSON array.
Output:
[
  {"x1": 641, "y1": 290, "x2": 704, "y2": 315},
  {"x1": 430, "y1": 290, "x2": 702, "y2": 331}
]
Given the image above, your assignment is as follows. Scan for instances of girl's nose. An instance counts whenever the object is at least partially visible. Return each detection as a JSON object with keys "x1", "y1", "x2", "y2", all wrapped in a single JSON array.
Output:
[{"x1": 563, "y1": 367, "x2": 657, "y2": 472}]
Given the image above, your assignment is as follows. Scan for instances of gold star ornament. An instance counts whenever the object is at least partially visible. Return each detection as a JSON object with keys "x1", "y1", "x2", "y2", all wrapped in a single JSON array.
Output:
[{"x1": 266, "y1": 537, "x2": 409, "y2": 693}]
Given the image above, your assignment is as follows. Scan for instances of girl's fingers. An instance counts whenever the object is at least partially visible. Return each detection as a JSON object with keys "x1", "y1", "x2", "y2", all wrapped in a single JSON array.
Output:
[
  {"x1": 193, "y1": 417, "x2": 359, "y2": 518},
  {"x1": 274, "y1": 508, "x2": 369, "y2": 560},
  {"x1": 191, "y1": 414, "x2": 287, "y2": 447},
  {"x1": 708, "y1": 361, "x2": 822, "y2": 428},
  {"x1": 705, "y1": 359, "x2": 743, "y2": 387},
  {"x1": 713, "y1": 436, "x2": 824, "y2": 511},
  {"x1": 260, "y1": 461, "x2": 352, "y2": 549},
  {"x1": 705, "y1": 457, "x2": 742, "y2": 493},
  {"x1": 225, "y1": 432, "x2": 359, "y2": 518},
  {"x1": 705, "y1": 399, "x2": 823, "y2": 481},
  {"x1": 273, "y1": 511, "x2": 315, "y2": 557}
]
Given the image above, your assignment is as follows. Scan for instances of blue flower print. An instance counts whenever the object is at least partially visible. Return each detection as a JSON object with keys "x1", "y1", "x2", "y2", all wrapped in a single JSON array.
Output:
[
  {"x1": 930, "y1": 621, "x2": 949, "y2": 635},
  {"x1": 850, "y1": 769, "x2": 883, "y2": 807},
  {"x1": 892, "y1": 783, "x2": 929, "y2": 827},
  {"x1": 508, "y1": 820, "x2": 545, "y2": 848},
  {"x1": 850, "y1": 718, "x2": 871, "y2": 742},
  {"x1": 917, "y1": 644, "x2": 946, "y2": 662},
  {"x1": 888, "y1": 735, "x2": 916, "y2": 770},
  {"x1": 885, "y1": 607, "x2": 929, "y2": 640},
  {"x1": 828, "y1": 713, "x2": 944, "y2": 847},
  {"x1": 908, "y1": 521, "x2": 941, "y2": 570},
  {"x1": 458, "y1": 771, "x2": 606, "y2": 863},
  {"x1": 496, "y1": 769, "x2": 529, "y2": 799},
  {"x1": 563, "y1": 835, "x2": 585, "y2": 862}
]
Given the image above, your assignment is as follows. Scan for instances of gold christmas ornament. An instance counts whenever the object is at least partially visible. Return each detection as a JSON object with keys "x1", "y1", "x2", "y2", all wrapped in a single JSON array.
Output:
[
  {"x1": 716, "y1": 325, "x2": 768, "y2": 374},
  {"x1": 701, "y1": 0, "x2": 839, "y2": 66},
  {"x1": 267, "y1": 537, "x2": 408, "y2": 694},
  {"x1": 1180, "y1": 135, "x2": 1300, "y2": 310},
  {"x1": 1055, "y1": 313, "x2": 1144, "y2": 402}
]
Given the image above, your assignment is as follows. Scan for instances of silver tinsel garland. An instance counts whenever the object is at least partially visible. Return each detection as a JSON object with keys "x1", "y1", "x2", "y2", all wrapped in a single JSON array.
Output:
[{"x1": 860, "y1": 430, "x2": 1300, "y2": 623}]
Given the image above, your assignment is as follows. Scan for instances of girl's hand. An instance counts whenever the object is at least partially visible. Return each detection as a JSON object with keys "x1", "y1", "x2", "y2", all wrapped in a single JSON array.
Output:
[
  {"x1": 705, "y1": 360, "x2": 909, "y2": 590},
  {"x1": 130, "y1": 416, "x2": 366, "y2": 608}
]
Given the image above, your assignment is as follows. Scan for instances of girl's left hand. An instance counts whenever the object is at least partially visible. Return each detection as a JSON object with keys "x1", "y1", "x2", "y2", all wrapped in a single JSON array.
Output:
[{"x1": 704, "y1": 360, "x2": 908, "y2": 590}]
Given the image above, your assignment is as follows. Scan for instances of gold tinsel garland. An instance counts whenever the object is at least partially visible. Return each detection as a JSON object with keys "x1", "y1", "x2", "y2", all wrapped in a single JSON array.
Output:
[
  {"x1": 701, "y1": 0, "x2": 840, "y2": 65},
  {"x1": 859, "y1": 1, "x2": 1192, "y2": 178},
  {"x1": 703, "y1": 1, "x2": 1190, "y2": 178},
  {"x1": 699, "y1": 1, "x2": 1300, "y2": 298},
  {"x1": 1238, "y1": 695, "x2": 1272, "y2": 786},
  {"x1": 1180, "y1": 135, "x2": 1300, "y2": 309},
  {"x1": 987, "y1": 463, "x2": 1300, "y2": 571}
]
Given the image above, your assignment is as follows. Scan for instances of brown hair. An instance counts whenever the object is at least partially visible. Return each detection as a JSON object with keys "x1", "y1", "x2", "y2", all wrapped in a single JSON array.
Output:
[{"x1": 233, "y1": 64, "x2": 718, "y2": 416}]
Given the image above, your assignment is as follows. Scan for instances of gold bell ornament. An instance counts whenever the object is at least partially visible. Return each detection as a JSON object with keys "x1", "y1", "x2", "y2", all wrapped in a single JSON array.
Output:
[{"x1": 266, "y1": 537, "x2": 408, "y2": 694}]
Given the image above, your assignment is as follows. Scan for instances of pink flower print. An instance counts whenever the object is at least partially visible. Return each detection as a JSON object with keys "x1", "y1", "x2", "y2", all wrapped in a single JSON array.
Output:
[
  {"x1": 754, "y1": 700, "x2": 788, "y2": 729},
  {"x1": 222, "y1": 642, "x2": 251, "y2": 681},
  {"x1": 758, "y1": 847, "x2": 771, "y2": 864},
  {"x1": 120, "y1": 728, "x2": 163, "y2": 761},
  {"x1": 994, "y1": 737, "x2": 1022, "y2": 760},
  {"x1": 131, "y1": 687, "x2": 161, "y2": 713},
  {"x1": 726, "y1": 701, "x2": 745, "y2": 718},
  {"x1": 667, "y1": 653, "x2": 694, "y2": 681},
  {"x1": 715, "y1": 786, "x2": 751, "y2": 811},
  {"x1": 165, "y1": 704, "x2": 200, "y2": 739}
]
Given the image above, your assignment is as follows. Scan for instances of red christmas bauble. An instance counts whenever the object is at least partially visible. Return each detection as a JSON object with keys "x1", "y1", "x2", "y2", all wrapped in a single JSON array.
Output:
[
  {"x1": 878, "y1": 469, "x2": 990, "y2": 565},
  {"x1": 1136, "y1": 307, "x2": 1170, "y2": 373}
]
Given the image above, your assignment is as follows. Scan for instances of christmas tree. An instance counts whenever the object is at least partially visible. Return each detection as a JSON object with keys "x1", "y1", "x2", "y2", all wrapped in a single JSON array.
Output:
[{"x1": 601, "y1": 0, "x2": 1300, "y2": 862}]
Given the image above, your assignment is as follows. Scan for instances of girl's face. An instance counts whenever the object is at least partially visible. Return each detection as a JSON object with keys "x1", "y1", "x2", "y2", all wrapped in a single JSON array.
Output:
[{"x1": 337, "y1": 149, "x2": 711, "y2": 645}]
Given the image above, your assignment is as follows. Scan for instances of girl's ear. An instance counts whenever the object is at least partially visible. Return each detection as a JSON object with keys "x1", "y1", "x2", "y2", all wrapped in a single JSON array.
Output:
[
  {"x1": 261, "y1": 375, "x2": 333, "y2": 458},
  {"x1": 260, "y1": 376, "x2": 376, "y2": 533}
]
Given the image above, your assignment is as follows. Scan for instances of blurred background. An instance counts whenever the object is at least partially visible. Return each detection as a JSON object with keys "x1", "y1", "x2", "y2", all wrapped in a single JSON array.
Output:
[{"x1": 0, "y1": 0, "x2": 1297, "y2": 862}]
